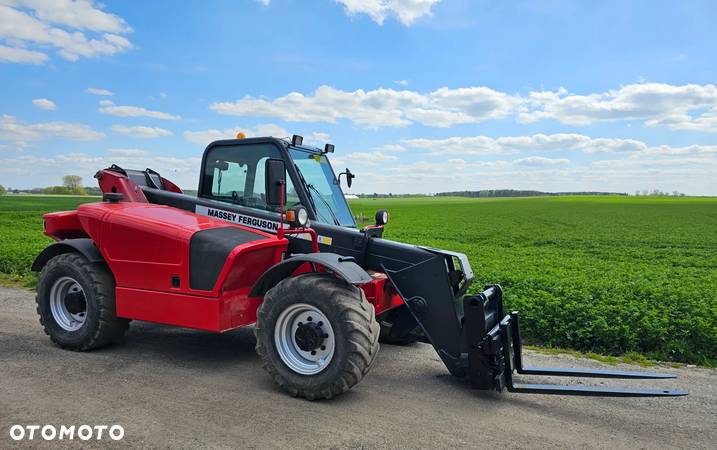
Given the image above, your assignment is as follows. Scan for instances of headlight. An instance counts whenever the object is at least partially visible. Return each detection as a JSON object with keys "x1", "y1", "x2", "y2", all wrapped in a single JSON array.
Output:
[
  {"x1": 375, "y1": 209, "x2": 389, "y2": 226},
  {"x1": 287, "y1": 205, "x2": 309, "y2": 228}
]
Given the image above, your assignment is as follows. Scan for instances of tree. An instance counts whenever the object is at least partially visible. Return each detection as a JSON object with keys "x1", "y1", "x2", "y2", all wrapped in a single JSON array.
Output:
[
  {"x1": 0, "y1": 184, "x2": 6, "y2": 196},
  {"x1": 44, "y1": 186, "x2": 67, "y2": 195},
  {"x1": 62, "y1": 175, "x2": 87, "y2": 195}
]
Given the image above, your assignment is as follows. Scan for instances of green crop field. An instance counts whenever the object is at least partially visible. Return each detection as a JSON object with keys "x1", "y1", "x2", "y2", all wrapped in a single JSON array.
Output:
[
  {"x1": 1, "y1": 194, "x2": 715, "y2": 365},
  {"x1": 0, "y1": 196, "x2": 95, "y2": 282},
  {"x1": 349, "y1": 196, "x2": 717, "y2": 366}
]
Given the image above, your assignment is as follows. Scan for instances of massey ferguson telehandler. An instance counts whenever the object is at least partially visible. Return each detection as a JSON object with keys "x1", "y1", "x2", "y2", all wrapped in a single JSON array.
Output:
[{"x1": 32, "y1": 135, "x2": 686, "y2": 399}]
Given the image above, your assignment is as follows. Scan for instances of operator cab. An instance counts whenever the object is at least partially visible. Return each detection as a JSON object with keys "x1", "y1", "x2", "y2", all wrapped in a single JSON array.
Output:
[{"x1": 198, "y1": 135, "x2": 356, "y2": 228}]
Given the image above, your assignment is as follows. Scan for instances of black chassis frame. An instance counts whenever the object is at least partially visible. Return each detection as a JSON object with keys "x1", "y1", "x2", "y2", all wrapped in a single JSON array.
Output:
[{"x1": 139, "y1": 137, "x2": 686, "y2": 397}]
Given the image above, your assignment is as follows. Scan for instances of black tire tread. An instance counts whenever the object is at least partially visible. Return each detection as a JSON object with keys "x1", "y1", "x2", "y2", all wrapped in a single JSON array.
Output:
[
  {"x1": 255, "y1": 273, "x2": 380, "y2": 400},
  {"x1": 36, "y1": 252, "x2": 129, "y2": 351}
]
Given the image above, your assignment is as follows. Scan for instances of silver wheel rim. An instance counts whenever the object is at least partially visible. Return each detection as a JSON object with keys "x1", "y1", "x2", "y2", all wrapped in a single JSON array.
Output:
[
  {"x1": 274, "y1": 303, "x2": 335, "y2": 375},
  {"x1": 49, "y1": 276, "x2": 87, "y2": 332}
]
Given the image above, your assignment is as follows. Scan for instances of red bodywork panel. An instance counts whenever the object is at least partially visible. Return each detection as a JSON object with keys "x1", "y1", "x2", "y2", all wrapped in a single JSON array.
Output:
[
  {"x1": 362, "y1": 272, "x2": 404, "y2": 315},
  {"x1": 45, "y1": 202, "x2": 286, "y2": 332},
  {"x1": 42, "y1": 169, "x2": 403, "y2": 332}
]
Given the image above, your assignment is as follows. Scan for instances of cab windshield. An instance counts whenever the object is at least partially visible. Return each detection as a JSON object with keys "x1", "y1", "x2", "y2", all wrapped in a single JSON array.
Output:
[{"x1": 289, "y1": 148, "x2": 355, "y2": 227}]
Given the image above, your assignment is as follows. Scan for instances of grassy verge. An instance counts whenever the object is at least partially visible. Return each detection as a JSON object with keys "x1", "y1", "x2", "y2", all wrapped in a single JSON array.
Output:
[{"x1": 523, "y1": 345, "x2": 693, "y2": 368}]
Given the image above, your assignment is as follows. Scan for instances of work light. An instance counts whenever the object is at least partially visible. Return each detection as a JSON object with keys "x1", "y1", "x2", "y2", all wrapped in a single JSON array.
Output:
[
  {"x1": 287, "y1": 205, "x2": 309, "y2": 228},
  {"x1": 375, "y1": 209, "x2": 389, "y2": 226}
]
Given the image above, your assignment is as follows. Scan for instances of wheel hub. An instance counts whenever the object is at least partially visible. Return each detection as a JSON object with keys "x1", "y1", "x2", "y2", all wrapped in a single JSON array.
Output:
[
  {"x1": 49, "y1": 276, "x2": 87, "y2": 332},
  {"x1": 64, "y1": 291, "x2": 86, "y2": 314},
  {"x1": 274, "y1": 303, "x2": 335, "y2": 375},
  {"x1": 294, "y1": 322, "x2": 325, "y2": 352}
]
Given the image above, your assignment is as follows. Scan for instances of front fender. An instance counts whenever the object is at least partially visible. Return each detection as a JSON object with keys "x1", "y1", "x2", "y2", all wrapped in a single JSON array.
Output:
[
  {"x1": 249, "y1": 253, "x2": 372, "y2": 297},
  {"x1": 31, "y1": 239, "x2": 105, "y2": 272}
]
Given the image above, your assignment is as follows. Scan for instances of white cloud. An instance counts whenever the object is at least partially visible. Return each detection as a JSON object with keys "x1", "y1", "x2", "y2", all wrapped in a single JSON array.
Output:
[
  {"x1": 85, "y1": 87, "x2": 113, "y2": 96},
  {"x1": 98, "y1": 100, "x2": 180, "y2": 120},
  {"x1": 0, "y1": 151, "x2": 202, "y2": 190},
  {"x1": 403, "y1": 133, "x2": 648, "y2": 155},
  {"x1": 0, "y1": 1, "x2": 133, "y2": 63},
  {"x1": 256, "y1": 0, "x2": 270, "y2": 5},
  {"x1": 107, "y1": 148, "x2": 147, "y2": 157},
  {"x1": 346, "y1": 151, "x2": 400, "y2": 164},
  {"x1": 395, "y1": 79, "x2": 409, "y2": 86},
  {"x1": 0, "y1": 114, "x2": 104, "y2": 141},
  {"x1": 303, "y1": 131, "x2": 331, "y2": 146},
  {"x1": 641, "y1": 144, "x2": 717, "y2": 156},
  {"x1": 111, "y1": 124, "x2": 173, "y2": 138},
  {"x1": 0, "y1": 43, "x2": 46, "y2": 63},
  {"x1": 591, "y1": 156, "x2": 717, "y2": 169},
  {"x1": 519, "y1": 83, "x2": 717, "y2": 132},
  {"x1": 183, "y1": 128, "x2": 234, "y2": 146},
  {"x1": 15, "y1": 0, "x2": 132, "y2": 32},
  {"x1": 1, "y1": 139, "x2": 716, "y2": 196},
  {"x1": 513, "y1": 156, "x2": 570, "y2": 166},
  {"x1": 32, "y1": 98, "x2": 56, "y2": 110},
  {"x1": 347, "y1": 155, "x2": 717, "y2": 195},
  {"x1": 252, "y1": 123, "x2": 289, "y2": 138},
  {"x1": 211, "y1": 85, "x2": 520, "y2": 128},
  {"x1": 182, "y1": 123, "x2": 288, "y2": 146},
  {"x1": 335, "y1": 0, "x2": 441, "y2": 26},
  {"x1": 373, "y1": 143, "x2": 407, "y2": 152},
  {"x1": 210, "y1": 82, "x2": 717, "y2": 132},
  {"x1": 310, "y1": 131, "x2": 330, "y2": 142}
]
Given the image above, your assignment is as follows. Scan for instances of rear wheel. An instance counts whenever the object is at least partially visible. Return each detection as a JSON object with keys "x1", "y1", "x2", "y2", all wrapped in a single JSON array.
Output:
[
  {"x1": 36, "y1": 253, "x2": 129, "y2": 351},
  {"x1": 255, "y1": 273, "x2": 380, "y2": 400}
]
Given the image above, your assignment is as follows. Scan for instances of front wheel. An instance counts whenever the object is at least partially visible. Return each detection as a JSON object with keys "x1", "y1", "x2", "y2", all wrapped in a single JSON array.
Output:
[{"x1": 255, "y1": 273, "x2": 380, "y2": 400}]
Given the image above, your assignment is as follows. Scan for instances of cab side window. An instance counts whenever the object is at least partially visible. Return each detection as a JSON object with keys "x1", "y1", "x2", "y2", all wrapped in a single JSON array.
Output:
[
  {"x1": 252, "y1": 156, "x2": 300, "y2": 207},
  {"x1": 201, "y1": 143, "x2": 299, "y2": 213},
  {"x1": 211, "y1": 161, "x2": 247, "y2": 200}
]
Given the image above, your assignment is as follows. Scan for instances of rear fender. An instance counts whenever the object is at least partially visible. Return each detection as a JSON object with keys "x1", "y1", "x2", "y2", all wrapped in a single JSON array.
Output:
[
  {"x1": 32, "y1": 239, "x2": 105, "y2": 272},
  {"x1": 249, "y1": 253, "x2": 372, "y2": 297}
]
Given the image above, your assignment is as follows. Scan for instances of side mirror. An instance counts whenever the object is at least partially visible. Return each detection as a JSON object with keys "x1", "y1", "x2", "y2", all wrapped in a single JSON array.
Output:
[
  {"x1": 265, "y1": 158, "x2": 286, "y2": 206},
  {"x1": 338, "y1": 168, "x2": 356, "y2": 188}
]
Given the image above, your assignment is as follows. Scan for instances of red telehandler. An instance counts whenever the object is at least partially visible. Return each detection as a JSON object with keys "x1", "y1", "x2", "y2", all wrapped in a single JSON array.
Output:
[{"x1": 32, "y1": 135, "x2": 686, "y2": 399}]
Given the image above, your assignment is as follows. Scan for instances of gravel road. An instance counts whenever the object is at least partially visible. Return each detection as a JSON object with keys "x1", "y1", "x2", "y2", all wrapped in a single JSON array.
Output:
[{"x1": 0, "y1": 286, "x2": 714, "y2": 449}]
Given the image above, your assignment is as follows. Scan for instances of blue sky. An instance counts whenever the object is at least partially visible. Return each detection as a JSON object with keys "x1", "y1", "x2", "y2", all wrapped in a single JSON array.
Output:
[{"x1": 1, "y1": 0, "x2": 716, "y2": 195}]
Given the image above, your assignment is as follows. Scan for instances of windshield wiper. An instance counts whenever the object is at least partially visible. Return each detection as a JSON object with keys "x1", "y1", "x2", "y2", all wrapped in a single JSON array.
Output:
[
  {"x1": 307, "y1": 183, "x2": 341, "y2": 226},
  {"x1": 293, "y1": 164, "x2": 340, "y2": 226}
]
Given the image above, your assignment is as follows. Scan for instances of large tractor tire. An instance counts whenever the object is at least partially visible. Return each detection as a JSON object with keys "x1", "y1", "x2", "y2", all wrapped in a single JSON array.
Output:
[
  {"x1": 36, "y1": 253, "x2": 129, "y2": 351},
  {"x1": 255, "y1": 273, "x2": 380, "y2": 400}
]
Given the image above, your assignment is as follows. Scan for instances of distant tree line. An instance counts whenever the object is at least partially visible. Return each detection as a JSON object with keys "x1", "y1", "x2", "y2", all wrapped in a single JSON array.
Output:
[
  {"x1": 634, "y1": 189, "x2": 685, "y2": 197},
  {"x1": 357, "y1": 193, "x2": 431, "y2": 199},
  {"x1": 435, "y1": 190, "x2": 628, "y2": 198},
  {"x1": 4, "y1": 175, "x2": 95, "y2": 196}
]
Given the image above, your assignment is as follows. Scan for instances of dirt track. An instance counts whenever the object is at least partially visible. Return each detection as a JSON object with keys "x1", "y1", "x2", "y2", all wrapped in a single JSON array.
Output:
[{"x1": 0, "y1": 286, "x2": 714, "y2": 449}]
